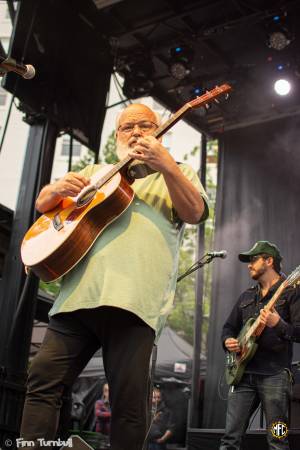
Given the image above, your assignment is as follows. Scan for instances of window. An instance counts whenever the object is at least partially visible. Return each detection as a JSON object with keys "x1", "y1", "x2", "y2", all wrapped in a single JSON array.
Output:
[
  {"x1": 0, "y1": 88, "x2": 7, "y2": 106},
  {"x1": 61, "y1": 136, "x2": 81, "y2": 157}
]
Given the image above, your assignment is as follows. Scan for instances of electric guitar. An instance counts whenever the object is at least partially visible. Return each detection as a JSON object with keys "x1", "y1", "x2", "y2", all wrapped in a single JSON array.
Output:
[
  {"x1": 225, "y1": 265, "x2": 300, "y2": 385},
  {"x1": 21, "y1": 84, "x2": 231, "y2": 282}
]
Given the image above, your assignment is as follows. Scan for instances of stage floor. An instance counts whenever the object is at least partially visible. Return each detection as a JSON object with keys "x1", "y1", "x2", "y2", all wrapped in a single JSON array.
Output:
[{"x1": 187, "y1": 428, "x2": 300, "y2": 450}]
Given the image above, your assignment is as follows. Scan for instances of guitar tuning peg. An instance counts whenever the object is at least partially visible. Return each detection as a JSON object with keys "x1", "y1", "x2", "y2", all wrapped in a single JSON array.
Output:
[
  {"x1": 214, "y1": 98, "x2": 220, "y2": 105},
  {"x1": 225, "y1": 93, "x2": 230, "y2": 100},
  {"x1": 204, "y1": 103, "x2": 211, "y2": 110}
]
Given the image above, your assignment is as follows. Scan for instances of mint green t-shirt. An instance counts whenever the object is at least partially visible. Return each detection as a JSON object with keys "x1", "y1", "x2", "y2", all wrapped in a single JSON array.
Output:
[{"x1": 49, "y1": 163, "x2": 208, "y2": 339}]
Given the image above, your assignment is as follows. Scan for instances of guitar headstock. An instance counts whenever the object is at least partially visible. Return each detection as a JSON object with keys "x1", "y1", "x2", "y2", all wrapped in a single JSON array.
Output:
[
  {"x1": 153, "y1": 83, "x2": 232, "y2": 140},
  {"x1": 285, "y1": 265, "x2": 300, "y2": 287},
  {"x1": 187, "y1": 84, "x2": 232, "y2": 110}
]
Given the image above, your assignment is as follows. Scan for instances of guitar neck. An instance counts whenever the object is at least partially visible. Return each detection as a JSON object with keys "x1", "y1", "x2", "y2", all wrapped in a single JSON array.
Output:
[
  {"x1": 154, "y1": 104, "x2": 190, "y2": 138},
  {"x1": 243, "y1": 280, "x2": 287, "y2": 342}
]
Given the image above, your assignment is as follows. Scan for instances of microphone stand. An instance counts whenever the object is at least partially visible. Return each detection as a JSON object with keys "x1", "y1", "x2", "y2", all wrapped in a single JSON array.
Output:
[
  {"x1": 177, "y1": 252, "x2": 222, "y2": 433},
  {"x1": 177, "y1": 253, "x2": 215, "y2": 282}
]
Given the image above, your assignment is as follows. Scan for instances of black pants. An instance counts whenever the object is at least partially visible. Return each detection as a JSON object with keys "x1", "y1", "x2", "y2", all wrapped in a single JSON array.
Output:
[{"x1": 20, "y1": 306, "x2": 155, "y2": 450}]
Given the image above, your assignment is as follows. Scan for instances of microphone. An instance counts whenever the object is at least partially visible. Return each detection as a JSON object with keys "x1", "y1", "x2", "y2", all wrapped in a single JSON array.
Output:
[
  {"x1": 0, "y1": 56, "x2": 35, "y2": 79},
  {"x1": 207, "y1": 250, "x2": 227, "y2": 259}
]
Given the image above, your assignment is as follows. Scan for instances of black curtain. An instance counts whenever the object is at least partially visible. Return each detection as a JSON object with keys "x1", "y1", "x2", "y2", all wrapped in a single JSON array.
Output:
[{"x1": 202, "y1": 115, "x2": 300, "y2": 428}]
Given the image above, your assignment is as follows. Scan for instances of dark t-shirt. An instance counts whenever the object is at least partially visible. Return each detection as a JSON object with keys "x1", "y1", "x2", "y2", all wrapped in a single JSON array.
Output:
[{"x1": 149, "y1": 401, "x2": 175, "y2": 442}]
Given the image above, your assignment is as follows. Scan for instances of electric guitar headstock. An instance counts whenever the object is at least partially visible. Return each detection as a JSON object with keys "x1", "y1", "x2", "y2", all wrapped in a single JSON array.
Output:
[{"x1": 284, "y1": 265, "x2": 300, "y2": 288}]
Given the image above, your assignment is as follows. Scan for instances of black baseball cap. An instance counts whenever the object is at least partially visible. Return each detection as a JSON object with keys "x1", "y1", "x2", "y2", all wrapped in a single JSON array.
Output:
[{"x1": 238, "y1": 240, "x2": 282, "y2": 263}]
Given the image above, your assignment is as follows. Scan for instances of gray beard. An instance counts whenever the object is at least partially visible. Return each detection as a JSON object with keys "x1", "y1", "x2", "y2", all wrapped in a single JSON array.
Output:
[{"x1": 116, "y1": 141, "x2": 130, "y2": 161}]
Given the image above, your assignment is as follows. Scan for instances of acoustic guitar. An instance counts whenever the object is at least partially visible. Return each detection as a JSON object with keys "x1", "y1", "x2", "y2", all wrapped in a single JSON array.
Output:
[
  {"x1": 225, "y1": 265, "x2": 300, "y2": 385},
  {"x1": 21, "y1": 84, "x2": 231, "y2": 282}
]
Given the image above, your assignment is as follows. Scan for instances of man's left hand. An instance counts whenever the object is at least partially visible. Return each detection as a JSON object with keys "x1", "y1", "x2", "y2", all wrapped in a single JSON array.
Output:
[
  {"x1": 259, "y1": 307, "x2": 281, "y2": 327},
  {"x1": 128, "y1": 136, "x2": 176, "y2": 174}
]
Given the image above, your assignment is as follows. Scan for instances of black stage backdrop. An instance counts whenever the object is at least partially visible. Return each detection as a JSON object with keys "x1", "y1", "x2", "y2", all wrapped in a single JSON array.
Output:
[{"x1": 202, "y1": 115, "x2": 300, "y2": 428}]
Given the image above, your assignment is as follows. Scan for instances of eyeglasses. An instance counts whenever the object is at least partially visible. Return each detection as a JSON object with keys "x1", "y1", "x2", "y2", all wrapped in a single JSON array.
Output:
[
  {"x1": 249, "y1": 255, "x2": 263, "y2": 263},
  {"x1": 118, "y1": 121, "x2": 158, "y2": 134},
  {"x1": 249, "y1": 254, "x2": 270, "y2": 263}
]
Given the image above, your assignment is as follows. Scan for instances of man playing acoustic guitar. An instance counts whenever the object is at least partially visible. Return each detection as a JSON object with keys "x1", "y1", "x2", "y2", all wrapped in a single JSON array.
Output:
[
  {"x1": 220, "y1": 241, "x2": 300, "y2": 450},
  {"x1": 20, "y1": 103, "x2": 209, "y2": 450}
]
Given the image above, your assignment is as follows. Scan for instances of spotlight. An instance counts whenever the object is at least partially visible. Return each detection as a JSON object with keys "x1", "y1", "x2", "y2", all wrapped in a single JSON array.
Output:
[
  {"x1": 268, "y1": 30, "x2": 291, "y2": 51},
  {"x1": 122, "y1": 72, "x2": 153, "y2": 99},
  {"x1": 266, "y1": 13, "x2": 293, "y2": 51},
  {"x1": 169, "y1": 45, "x2": 194, "y2": 80},
  {"x1": 274, "y1": 79, "x2": 291, "y2": 96},
  {"x1": 117, "y1": 54, "x2": 154, "y2": 99},
  {"x1": 191, "y1": 86, "x2": 203, "y2": 97}
]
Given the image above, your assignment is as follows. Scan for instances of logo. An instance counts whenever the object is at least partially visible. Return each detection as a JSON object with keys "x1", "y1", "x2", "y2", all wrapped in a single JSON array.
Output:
[{"x1": 271, "y1": 421, "x2": 288, "y2": 439}]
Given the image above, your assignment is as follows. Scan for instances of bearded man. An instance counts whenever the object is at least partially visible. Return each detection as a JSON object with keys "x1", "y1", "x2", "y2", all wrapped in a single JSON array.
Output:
[
  {"x1": 20, "y1": 103, "x2": 208, "y2": 450},
  {"x1": 220, "y1": 241, "x2": 300, "y2": 450}
]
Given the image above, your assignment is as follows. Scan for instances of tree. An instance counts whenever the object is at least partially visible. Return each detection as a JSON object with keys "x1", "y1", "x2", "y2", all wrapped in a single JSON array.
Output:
[
  {"x1": 167, "y1": 140, "x2": 218, "y2": 348},
  {"x1": 71, "y1": 148, "x2": 96, "y2": 172},
  {"x1": 167, "y1": 225, "x2": 198, "y2": 344},
  {"x1": 102, "y1": 130, "x2": 118, "y2": 164}
]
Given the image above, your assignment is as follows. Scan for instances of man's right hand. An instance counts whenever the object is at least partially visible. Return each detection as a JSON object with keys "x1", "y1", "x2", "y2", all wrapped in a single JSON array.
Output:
[
  {"x1": 52, "y1": 172, "x2": 90, "y2": 197},
  {"x1": 35, "y1": 172, "x2": 90, "y2": 213},
  {"x1": 225, "y1": 338, "x2": 241, "y2": 353}
]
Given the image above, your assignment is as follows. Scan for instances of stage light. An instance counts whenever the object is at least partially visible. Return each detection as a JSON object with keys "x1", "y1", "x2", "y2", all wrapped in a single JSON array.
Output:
[
  {"x1": 274, "y1": 79, "x2": 291, "y2": 96},
  {"x1": 169, "y1": 62, "x2": 188, "y2": 80},
  {"x1": 116, "y1": 53, "x2": 155, "y2": 99},
  {"x1": 122, "y1": 75, "x2": 154, "y2": 99},
  {"x1": 169, "y1": 45, "x2": 194, "y2": 80},
  {"x1": 190, "y1": 86, "x2": 205, "y2": 99},
  {"x1": 266, "y1": 13, "x2": 293, "y2": 51},
  {"x1": 268, "y1": 30, "x2": 291, "y2": 51},
  {"x1": 192, "y1": 87, "x2": 202, "y2": 96}
]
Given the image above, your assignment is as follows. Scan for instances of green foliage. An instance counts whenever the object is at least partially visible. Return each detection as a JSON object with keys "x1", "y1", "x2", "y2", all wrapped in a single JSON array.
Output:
[
  {"x1": 167, "y1": 140, "x2": 218, "y2": 350},
  {"x1": 102, "y1": 130, "x2": 118, "y2": 164},
  {"x1": 71, "y1": 129, "x2": 119, "y2": 172},
  {"x1": 167, "y1": 226, "x2": 197, "y2": 344},
  {"x1": 71, "y1": 148, "x2": 96, "y2": 172},
  {"x1": 39, "y1": 279, "x2": 61, "y2": 297},
  {"x1": 182, "y1": 145, "x2": 198, "y2": 161}
]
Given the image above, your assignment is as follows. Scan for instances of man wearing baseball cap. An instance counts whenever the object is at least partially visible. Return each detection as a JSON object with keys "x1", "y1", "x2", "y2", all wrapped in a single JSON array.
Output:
[{"x1": 219, "y1": 241, "x2": 300, "y2": 450}]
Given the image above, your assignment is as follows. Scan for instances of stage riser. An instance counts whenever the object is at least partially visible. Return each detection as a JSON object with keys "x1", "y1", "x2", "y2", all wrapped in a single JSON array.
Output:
[{"x1": 187, "y1": 429, "x2": 300, "y2": 450}]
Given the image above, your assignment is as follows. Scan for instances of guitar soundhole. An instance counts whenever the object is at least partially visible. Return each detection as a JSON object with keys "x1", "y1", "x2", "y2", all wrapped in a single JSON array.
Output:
[{"x1": 76, "y1": 187, "x2": 97, "y2": 207}]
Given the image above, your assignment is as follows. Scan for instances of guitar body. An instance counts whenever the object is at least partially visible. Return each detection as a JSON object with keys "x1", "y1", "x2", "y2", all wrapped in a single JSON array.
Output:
[
  {"x1": 225, "y1": 317, "x2": 258, "y2": 385},
  {"x1": 21, "y1": 166, "x2": 134, "y2": 282}
]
